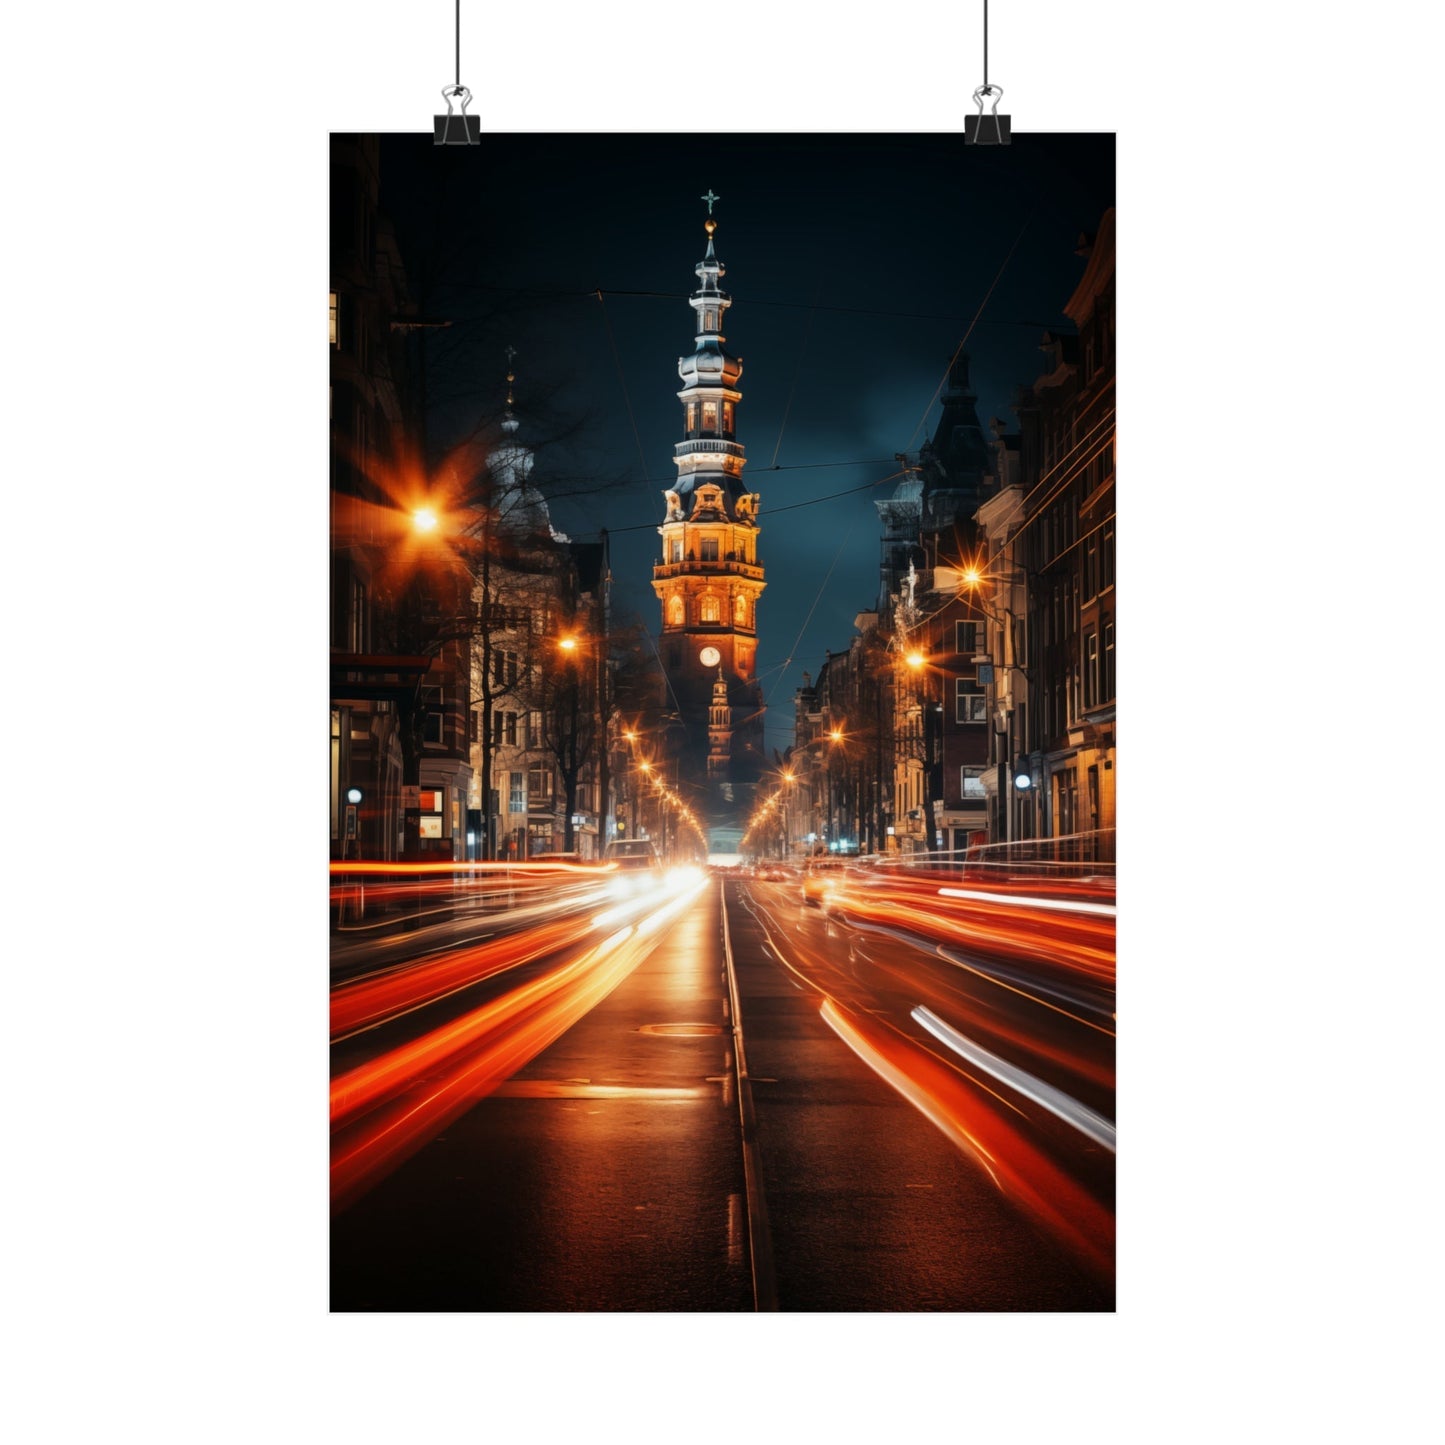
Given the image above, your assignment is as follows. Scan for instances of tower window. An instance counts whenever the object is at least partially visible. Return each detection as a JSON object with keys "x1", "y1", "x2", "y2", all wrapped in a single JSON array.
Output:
[
  {"x1": 667, "y1": 594, "x2": 684, "y2": 626},
  {"x1": 734, "y1": 595, "x2": 748, "y2": 626},
  {"x1": 668, "y1": 537, "x2": 682, "y2": 563},
  {"x1": 702, "y1": 401, "x2": 718, "y2": 432},
  {"x1": 723, "y1": 401, "x2": 733, "y2": 434},
  {"x1": 701, "y1": 537, "x2": 719, "y2": 562},
  {"x1": 686, "y1": 401, "x2": 696, "y2": 433},
  {"x1": 701, "y1": 596, "x2": 721, "y2": 624},
  {"x1": 704, "y1": 309, "x2": 717, "y2": 332}
]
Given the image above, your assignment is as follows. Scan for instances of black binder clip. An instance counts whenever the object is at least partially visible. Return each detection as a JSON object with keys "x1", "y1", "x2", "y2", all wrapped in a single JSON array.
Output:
[
  {"x1": 965, "y1": 85, "x2": 1010, "y2": 145},
  {"x1": 434, "y1": 85, "x2": 480, "y2": 146}
]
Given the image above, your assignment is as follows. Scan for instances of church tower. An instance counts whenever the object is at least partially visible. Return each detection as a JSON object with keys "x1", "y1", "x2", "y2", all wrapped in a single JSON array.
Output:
[
  {"x1": 651, "y1": 193, "x2": 765, "y2": 808},
  {"x1": 707, "y1": 670, "x2": 732, "y2": 777}
]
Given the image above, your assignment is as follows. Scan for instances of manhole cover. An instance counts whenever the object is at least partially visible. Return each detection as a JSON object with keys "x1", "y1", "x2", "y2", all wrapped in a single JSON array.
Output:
[{"x1": 639, "y1": 1022, "x2": 724, "y2": 1037}]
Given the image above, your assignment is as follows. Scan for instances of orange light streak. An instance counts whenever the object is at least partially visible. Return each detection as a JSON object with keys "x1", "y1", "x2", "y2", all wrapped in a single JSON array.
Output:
[{"x1": 820, "y1": 998, "x2": 1114, "y2": 1284}]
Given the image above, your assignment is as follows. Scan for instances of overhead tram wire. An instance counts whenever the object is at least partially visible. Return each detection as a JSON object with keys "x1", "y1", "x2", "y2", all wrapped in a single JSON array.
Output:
[
  {"x1": 431, "y1": 278, "x2": 1070, "y2": 332},
  {"x1": 905, "y1": 206, "x2": 1036, "y2": 454},
  {"x1": 769, "y1": 277, "x2": 824, "y2": 470},
  {"x1": 762, "y1": 509, "x2": 862, "y2": 711},
  {"x1": 595, "y1": 289, "x2": 657, "y2": 516},
  {"x1": 570, "y1": 465, "x2": 905, "y2": 539}
]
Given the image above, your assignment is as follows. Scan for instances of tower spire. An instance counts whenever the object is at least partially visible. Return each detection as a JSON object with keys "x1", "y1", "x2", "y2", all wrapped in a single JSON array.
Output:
[{"x1": 650, "y1": 193, "x2": 766, "y2": 812}]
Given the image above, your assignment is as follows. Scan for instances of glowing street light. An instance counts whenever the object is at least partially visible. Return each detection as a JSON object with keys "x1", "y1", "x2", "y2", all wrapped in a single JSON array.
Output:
[{"x1": 412, "y1": 507, "x2": 439, "y2": 533}]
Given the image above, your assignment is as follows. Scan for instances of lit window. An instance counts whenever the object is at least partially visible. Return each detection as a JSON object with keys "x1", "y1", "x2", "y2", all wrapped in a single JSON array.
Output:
[
  {"x1": 1084, "y1": 632, "x2": 1099, "y2": 708},
  {"x1": 961, "y1": 767, "x2": 986, "y2": 799},
  {"x1": 329, "y1": 292, "x2": 339, "y2": 346},
  {"x1": 701, "y1": 596, "x2": 721, "y2": 623},
  {"x1": 509, "y1": 772, "x2": 525, "y2": 812},
  {"x1": 667, "y1": 594, "x2": 685, "y2": 626},
  {"x1": 669, "y1": 538, "x2": 683, "y2": 563},
  {"x1": 734, "y1": 594, "x2": 748, "y2": 625},
  {"x1": 702, "y1": 402, "x2": 718, "y2": 432},
  {"x1": 723, "y1": 401, "x2": 733, "y2": 433},
  {"x1": 686, "y1": 402, "x2": 696, "y2": 433}
]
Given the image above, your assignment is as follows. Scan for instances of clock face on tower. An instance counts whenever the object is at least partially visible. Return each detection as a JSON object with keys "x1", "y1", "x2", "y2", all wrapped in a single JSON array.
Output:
[{"x1": 699, "y1": 646, "x2": 721, "y2": 668}]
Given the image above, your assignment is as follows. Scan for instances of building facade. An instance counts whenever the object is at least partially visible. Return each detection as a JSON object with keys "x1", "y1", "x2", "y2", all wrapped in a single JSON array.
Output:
[{"x1": 1013, "y1": 210, "x2": 1116, "y2": 860}]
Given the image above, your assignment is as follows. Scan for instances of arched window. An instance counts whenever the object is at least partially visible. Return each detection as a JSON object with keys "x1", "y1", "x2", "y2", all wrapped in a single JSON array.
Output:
[
  {"x1": 734, "y1": 594, "x2": 748, "y2": 626},
  {"x1": 667, "y1": 594, "x2": 685, "y2": 626},
  {"x1": 701, "y1": 596, "x2": 721, "y2": 624}
]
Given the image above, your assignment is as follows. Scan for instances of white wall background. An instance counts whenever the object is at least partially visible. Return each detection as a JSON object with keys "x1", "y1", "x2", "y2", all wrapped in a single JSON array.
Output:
[{"x1": 1, "y1": 3, "x2": 1438, "y2": 1440}]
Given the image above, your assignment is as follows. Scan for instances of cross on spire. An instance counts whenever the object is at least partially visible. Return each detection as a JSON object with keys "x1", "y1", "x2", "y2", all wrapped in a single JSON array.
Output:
[{"x1": 701, "y1": 189, "x2": 720, "y2": 215}]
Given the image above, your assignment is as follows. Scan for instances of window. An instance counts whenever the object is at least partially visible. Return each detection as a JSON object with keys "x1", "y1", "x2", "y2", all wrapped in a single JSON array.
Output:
[
  {"x1": 701, "y1": 537, "x2": 719, "y2": 562},
  {"x1": 527, "y1": 711, "x2": 542, "y2": 748},
  {"x1": 955, "y1": 681, "x2": 987, "y2": 724},
  {"x1": 1102, "y1": 620, "x2": 1115, "y2": 702},
  {"x1": 1101, "y1": 522, "x2": 1115, "y2": 591},
  {"x1": 1085, "y1": 536, "x2": 1099, "y2": 600},
  {"x1": 509, "y1": 772, "x2": 525, "y2": 813},
  {"x1": 527, "y1": 762, "x2": 554, "y2": 804},
  {"x1": 961, "y1": 766, "x2": 986, "y2": 799},
  {"x1": 348, "y1": 576, "x2": 366, "y2": 653},
  {"x1": 468, "y1": 709, "x2": 479, "y2": 744},
  {"x1": 668, "y1": 537, "x2": 683, "y2": 563},
  {"x1": 686, "y1": 402, "x2": 696, "y2": 433},
  {"x1": 723, "y1": 401, "x2": 733, "y2": 434},
  {"x1": 1084, "y1": 631, "x2": 1098, "y2": 708},
  {"x1": 491, "y1": 649, "x2": 519, "y2": 688},
  {"x1": 667, "y1": 594, "x2": 684, "y2": 625},
  {"x1": 703, "y1": 308, "x2": 717, "y2": 331},
  {"x1": 329, "y1": 292, "x2": 339, "y2": 346},
  {"x1": 734, "y1": 594, "x2": 748, "y2": 626},
  {"x1": 504, "y1": 711, "x2": 518, "y2": 746},
  {"x1": 701, "y1": 596, "x2": 721, "y2": 624},
  {"x1": 422, "y1": 688, "x2": 444, "y2": 745},
  {"x1": 702, "y1": 401, "x2": 718, "y2": 432},
  {"x1": 954, "y1": 620, "x2": 984, "y2": 656}
]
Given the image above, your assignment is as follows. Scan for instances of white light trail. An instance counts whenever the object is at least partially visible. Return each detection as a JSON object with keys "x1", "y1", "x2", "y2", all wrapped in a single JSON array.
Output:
[
  {"x1": 911, "y1": 1006, "x2": 1116, "y2": 1153},
  {"x1": 937, "y1": 887, "x2": 1116, "y2": 918}
]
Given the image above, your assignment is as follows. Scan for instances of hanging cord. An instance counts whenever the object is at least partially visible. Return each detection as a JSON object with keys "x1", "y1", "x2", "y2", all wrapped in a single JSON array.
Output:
[
  {"x1": 984, "y1": 0, "x2": 989, "y2": 90},
  {"x1": 455, "y1": 0, "x2": 461, "y2": 87}
]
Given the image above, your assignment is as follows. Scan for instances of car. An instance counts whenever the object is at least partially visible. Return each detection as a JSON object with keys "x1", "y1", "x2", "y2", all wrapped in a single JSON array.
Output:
[
  {"x1": 801, "y1": 858, "x2": 845, "y2": 907},
  {"x1": 604, "y1": 839, "x2": 661, "y2": 870}
]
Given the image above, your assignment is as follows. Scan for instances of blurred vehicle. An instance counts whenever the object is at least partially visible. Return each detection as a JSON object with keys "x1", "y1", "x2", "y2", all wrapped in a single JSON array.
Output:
[
  {"x1": 603, "y1": 838, "x2": 663, "y2": 897},
  {"x1": 801, "y1": 858, "x2": 844, "y2": 907},
  {"x1": 604, "y1": 839, "x2": 661, "y2": 869}
]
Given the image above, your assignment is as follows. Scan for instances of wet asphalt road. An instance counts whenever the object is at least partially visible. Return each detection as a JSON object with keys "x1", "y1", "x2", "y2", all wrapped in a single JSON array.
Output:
[{"x1": 330, "y1": 879, "x2": 1113, "y2": 1311}]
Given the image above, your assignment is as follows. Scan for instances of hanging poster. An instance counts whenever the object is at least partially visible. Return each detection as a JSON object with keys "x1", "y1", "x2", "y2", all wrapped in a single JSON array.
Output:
[{"x1": 330, "y1": 121, "x2": 1115, "y2": 1311}]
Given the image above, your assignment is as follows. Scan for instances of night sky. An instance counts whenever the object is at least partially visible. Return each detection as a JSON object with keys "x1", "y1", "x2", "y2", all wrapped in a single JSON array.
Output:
[{"x1": 376, "y1": 132, "x2": 1114, "y2": 757}]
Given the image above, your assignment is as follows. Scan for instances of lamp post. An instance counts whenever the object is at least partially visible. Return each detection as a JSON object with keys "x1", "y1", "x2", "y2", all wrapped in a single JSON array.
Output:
[
  {"x1": 957, "y1": 562, "x2": 1034, "y2": 850},
  {"x1": 903, "y1": 648, "x2": 938, "y2": 856}
]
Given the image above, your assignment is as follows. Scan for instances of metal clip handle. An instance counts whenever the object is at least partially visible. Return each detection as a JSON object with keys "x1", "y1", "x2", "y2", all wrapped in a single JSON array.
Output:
[{"x1": 968, "y1": 84, "x2": 1008, "y2": 146}]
